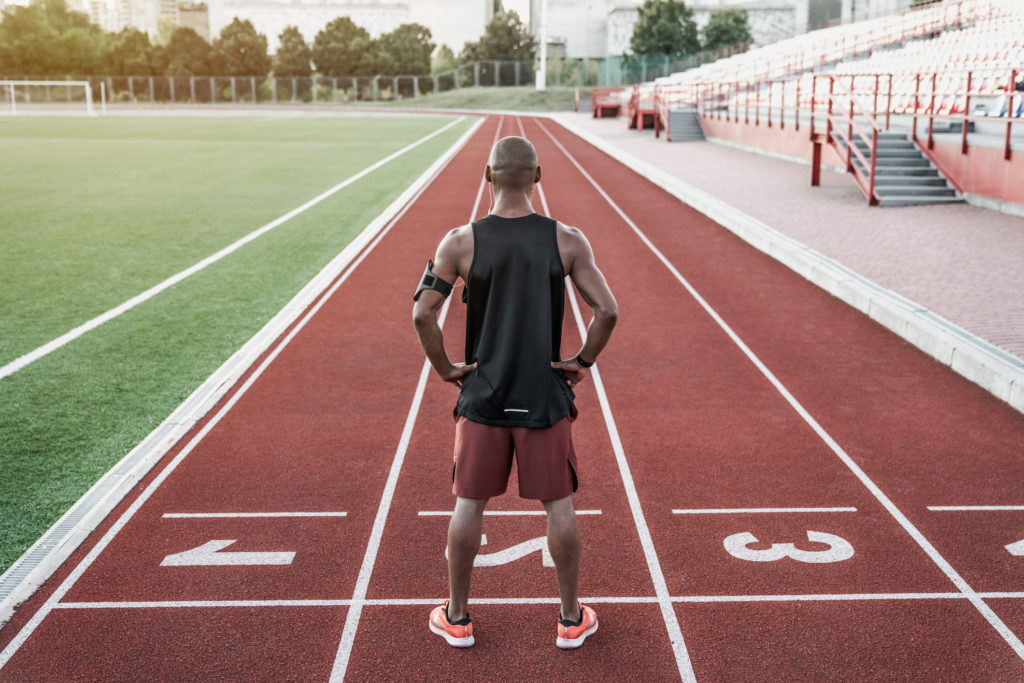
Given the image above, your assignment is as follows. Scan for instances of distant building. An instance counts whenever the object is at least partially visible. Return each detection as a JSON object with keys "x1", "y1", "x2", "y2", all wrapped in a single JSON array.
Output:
[
  {"x1": 178, "y1": 1, "x2": 209, "y2": 39},
  {"x1": 532, "y1": 0, "x2": 916, "y2": 59}
]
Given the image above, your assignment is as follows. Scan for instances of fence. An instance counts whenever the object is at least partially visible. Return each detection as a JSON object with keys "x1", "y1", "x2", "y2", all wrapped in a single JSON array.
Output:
[{"x1": 0, "y1": 61, "x2": 538, "y2": 106}]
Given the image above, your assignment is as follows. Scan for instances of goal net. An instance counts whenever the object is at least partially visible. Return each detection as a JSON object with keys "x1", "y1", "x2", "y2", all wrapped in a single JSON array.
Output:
[{"x1": 1, "y1": 80, "x2": 94, "y2": 115}]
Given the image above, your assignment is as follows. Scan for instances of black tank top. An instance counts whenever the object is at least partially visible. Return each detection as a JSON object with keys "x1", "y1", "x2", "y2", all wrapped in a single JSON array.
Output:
[{"x1": 456, "y1": 213, "x2": 575, "y2": 428}]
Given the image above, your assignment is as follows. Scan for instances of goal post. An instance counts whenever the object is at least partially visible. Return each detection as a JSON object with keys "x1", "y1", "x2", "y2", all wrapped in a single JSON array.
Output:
[{"x1": 1, "y1": 80, "x2": 95, "y2": 115}]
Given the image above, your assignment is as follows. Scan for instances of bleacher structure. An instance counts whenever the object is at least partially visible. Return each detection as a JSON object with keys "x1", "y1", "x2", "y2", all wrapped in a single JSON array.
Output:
[{"x1": 597, "y1": 0, "x2": 1023, "y2": 208}]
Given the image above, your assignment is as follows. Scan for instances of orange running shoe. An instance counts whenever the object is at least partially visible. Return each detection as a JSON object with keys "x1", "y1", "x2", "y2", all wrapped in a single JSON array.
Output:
[
  {"x1": 429, "y1": 600, "x2": 474, "y2": 647},
  {"x1": 556, "y1": 604, "x2": 598, "y2": 649}
]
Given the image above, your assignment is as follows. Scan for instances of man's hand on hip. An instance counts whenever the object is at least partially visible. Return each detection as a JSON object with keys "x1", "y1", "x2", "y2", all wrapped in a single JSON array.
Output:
[
  {"x1": 441, "y1": 362, "x2": 478, "y2": 388},
  {"x1": 551, "y1": 359, "x2": 589, "y2": 388}
]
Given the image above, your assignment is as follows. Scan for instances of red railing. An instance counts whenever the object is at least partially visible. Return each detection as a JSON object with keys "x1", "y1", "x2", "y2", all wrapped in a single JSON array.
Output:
[
  {"x1": 697, "y1": 65, "x2": 1021, "y2": 161},
  {"x1": 814, "y1": 74, "x2": 883, "y2": 204}
]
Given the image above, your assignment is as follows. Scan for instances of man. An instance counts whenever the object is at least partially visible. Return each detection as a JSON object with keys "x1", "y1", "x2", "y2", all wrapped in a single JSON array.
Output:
[{"x1": 412, "y1": 135, "x2": 617, "y2": 650}]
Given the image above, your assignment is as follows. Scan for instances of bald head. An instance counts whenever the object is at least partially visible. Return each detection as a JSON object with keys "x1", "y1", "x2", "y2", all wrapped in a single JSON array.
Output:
[{"x1": 487, "y1": 136, "x2": 540, "y2": 191}]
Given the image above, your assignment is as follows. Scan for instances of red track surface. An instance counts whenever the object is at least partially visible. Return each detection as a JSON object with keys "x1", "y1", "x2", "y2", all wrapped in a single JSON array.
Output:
[{"x1": 1, "y1": 115, "x2": 1022, "y2": 681}]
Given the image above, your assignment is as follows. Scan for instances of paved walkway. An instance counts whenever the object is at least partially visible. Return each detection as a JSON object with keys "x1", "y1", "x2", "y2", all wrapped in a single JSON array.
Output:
[{"x1": 557, "y1": 111, "x2": 1024, "y2": 361}]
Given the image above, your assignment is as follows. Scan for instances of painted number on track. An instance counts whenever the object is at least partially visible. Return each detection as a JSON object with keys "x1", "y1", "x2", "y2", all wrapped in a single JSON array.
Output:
[
  {"x1": 1007, "y1": 539, "x2": 1024, "y2": 556},
  {"x1": 161, "y1": 539, "x2": 295, "y2": 566},
  {"x1": 724, "y1": 531, "x2": 854, "y2": 564},
  {"x1": 445, "y1": 534, "x2": 554, "y2": 567}
]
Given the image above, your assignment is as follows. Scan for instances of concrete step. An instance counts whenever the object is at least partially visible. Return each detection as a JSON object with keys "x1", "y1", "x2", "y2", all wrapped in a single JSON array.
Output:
[
  {"x1": 874, "y1": 185, "x2": 958, "y2": 197},
  {"x1": 865, "y1": 165, "x2": 941, "y2": 176},
  {"x1": 878, "y1": 195, "x2": 965, "y2": 206},
  {"x1": 872, "y1": 175, "x2": 949, "y2": 186},
  {"x1": 871, "y1": 156, "x2": 932, "y2": 167}
]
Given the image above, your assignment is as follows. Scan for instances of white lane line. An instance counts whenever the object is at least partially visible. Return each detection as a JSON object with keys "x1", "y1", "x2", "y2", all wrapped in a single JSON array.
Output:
[
  {"x1": 329, "y1": 114, "x2": 502, "y2": 683},
  {"x1": 928, "y1": 506, "x2": 1024, "y2": 511},
  {"x1": 0, "y1": 117, "x2": 466, "y2": 381},
  {"x1": 672, "y1": 507, "x2": 857, "y2": 514},
  {"x1": 52, "y1": 593, "x2": 988, "y2": 610},
  {"x1": 417, "y1": 510, "x2": 603, "y2": 516},
  {"x1": 523, "y1": 115, "x2": 697, "y2": 683},
  {"x1": 0, "y1": 116, "x2": 484, "y2": 673},
  {"x1": 533, "y1": 116, "x2": 1024, "y2": 662},
  {"x1": 162, "y1": 512, "x2": 348, "y2": 518}
]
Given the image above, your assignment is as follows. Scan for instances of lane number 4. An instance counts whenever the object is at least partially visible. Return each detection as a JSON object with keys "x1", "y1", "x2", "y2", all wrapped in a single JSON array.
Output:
[{"x1": 724, "y1": 531, "x2": 855, "y2": 564}]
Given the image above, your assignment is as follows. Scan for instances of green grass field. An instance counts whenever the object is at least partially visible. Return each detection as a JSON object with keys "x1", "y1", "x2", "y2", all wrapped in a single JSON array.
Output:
[{"x1": 0, "y1": 114, "x2": 475, "y2": 572}]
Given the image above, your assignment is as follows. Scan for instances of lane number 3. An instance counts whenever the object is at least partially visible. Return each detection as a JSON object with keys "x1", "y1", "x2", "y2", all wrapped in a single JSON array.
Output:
[{"x1": 724, "y1": 530, "x2": 855, "y2": 564}]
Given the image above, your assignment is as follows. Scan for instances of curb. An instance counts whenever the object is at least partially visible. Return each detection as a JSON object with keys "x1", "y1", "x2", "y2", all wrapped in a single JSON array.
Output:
[
  {"x1": 0, "y1": 115, "x2": 484, "y2": 629},
  {"x1": 551, "y1": 113, "x2": 1024, "y2": 415}
]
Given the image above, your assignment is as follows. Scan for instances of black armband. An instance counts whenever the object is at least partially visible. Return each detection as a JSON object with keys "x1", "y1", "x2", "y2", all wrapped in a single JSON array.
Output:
[{"x1": 413, "y1": 260, "x2": 454, "y2": 301}]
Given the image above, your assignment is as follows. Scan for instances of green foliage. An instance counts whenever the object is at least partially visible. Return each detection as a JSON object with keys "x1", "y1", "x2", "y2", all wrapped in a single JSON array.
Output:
[
  {"x1": 214, "y1": 17, "x2": 270, "y2": 77},
  {"x1": 106, "y1": 28, "x2": 159, "y2": 75},
  {"x1": 163, "y1": 26, "x2": 218, "y2": 76},
  {"x1": 460, "y1": 10, "x2": 534, "y2": 62},
  {"x1": 431, "y1": 44, "x2": 458, "y2": 74},
  {"x1": 274, "y1": 25, "x2": 311, "y2": 77},
  {"x1": 629, "y1": 0, "x2": 699, "y2": 57},
  {"x1": 375, "y1": 23, "x2": 434, "y2": 75},
  {"x1": 0, "y1": 0, "x2": 108, "y2": 75},
  {"x1": 701, "y1": 8, "x2": 751, "y2": 51},
  {"x1": 312, "y1": 16, "x2": 372, "y2": 77}
]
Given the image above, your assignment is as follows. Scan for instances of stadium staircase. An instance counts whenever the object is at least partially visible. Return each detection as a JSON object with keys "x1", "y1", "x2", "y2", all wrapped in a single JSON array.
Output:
[
  {"x1": 836, "y1": 131, "x2": 962, "y2": 206},
  {"x1": 666, "y1": 107, "x2": 706, "y2": 142}
]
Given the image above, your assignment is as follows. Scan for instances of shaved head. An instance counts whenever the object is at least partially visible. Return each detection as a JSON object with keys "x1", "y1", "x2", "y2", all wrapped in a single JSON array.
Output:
[{"x1": 487, "y1": 136, "x2": 539, "y2": 191}]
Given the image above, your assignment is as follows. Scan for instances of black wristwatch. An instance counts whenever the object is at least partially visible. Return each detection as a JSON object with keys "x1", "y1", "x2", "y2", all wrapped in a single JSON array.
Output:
[{"x1": 574, "y1": 353, "x2": 594, "y2": 368}]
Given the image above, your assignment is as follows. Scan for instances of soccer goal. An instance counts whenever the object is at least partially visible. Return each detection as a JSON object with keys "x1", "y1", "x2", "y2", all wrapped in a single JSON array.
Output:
[{"x1": 1, "y1": 80, "x2": 94, "y2": 115}]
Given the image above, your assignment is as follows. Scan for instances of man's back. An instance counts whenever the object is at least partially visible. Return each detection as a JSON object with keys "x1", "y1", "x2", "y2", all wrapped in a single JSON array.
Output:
[{"x1": 458, "y1": 213, "x2": 574, "y2": 429}]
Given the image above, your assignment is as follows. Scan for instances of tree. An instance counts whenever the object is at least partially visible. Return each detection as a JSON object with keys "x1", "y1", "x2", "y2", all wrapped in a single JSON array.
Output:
[
  {"x1": 163, "y1": 26, "x2": 217, "y2": 76},
  {"x1": 460, "y1": 10, "x2": 534, "y2": 62},
  {"x1": 629, "y1": 0, "x2": 699, "y2": 56},
  {"x1": 0, "y1": 0, "x2": 108, "y2": 75},
  {"x1": 312, "y1": 16, "x2": 372, "y2": 77},
  {"x1": 214, "y1": 17, "x2": 270, "y2": 76},
  {"x1": 107, "y1": 27, "x2": 158, "y2": 75},
  {"x1": 375, "y1": 22, "x2": 434, "y2": 75},
  {"x1": 274, "y1": 26, "x2": 311, "y2": 77},
  {"x1": 431, "y1": 44, "x2": 458, "y2": 74},
  {"x1": 701, "y1": 8, "x2": 751, "y2": 52}
]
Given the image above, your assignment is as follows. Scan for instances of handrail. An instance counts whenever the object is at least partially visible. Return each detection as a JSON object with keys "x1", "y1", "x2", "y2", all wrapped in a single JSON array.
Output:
[{"x1": 823, "y1": 74, "x2": 882, "y2": 204}]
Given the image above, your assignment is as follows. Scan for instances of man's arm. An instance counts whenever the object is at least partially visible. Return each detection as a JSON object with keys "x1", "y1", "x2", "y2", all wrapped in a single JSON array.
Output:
[
  {"x1": 553, "y1": 224, "x2": 618, "y2": 387},
  {"x1": 412, "y1": 227, "x2": 477, "y2": 387}
]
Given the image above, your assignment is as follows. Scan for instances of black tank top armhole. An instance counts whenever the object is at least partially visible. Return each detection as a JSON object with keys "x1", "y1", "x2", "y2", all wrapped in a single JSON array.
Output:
[{"x1": 549, "y1": 218, "x2": 565, "y2": 279}]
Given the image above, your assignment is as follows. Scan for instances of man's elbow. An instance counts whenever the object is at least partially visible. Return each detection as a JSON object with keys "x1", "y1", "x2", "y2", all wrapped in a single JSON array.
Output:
[
  {"x1": 597, "y1": 302, "x2": 618, "y2": 327},
  {"x1": 412, "y1": 307, "x2": 433, "y2": 331}
]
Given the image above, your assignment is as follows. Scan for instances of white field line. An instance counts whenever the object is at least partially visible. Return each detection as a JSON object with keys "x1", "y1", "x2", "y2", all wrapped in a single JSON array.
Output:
[
  {"x1": 162, "y1": 512, "x2": 348, "y2": 518},
  {"x1": 523, "y1": 115, "x2": 697, "y2": 683},
  {"x1": 55, "y1": 591, "x2": 1013, "y2": 610},
  {"x1": 0, "y1": 117, "x2": 484, "y2": 671},
  {"x1": 672, "y1": 507, "x2": 857, "y2": 514},
  {"x1": 0, "y1": 117, "x2": 465, "y2": 381},
  {"x1": 328, "y1": 115, "x2": 503, "y2": 683},
  {"x1": 0, "y1": 117, "x2": 482, "y2": 631},
  {"x1": 533, "y1": 116, "x2": 1024, "y2": 662},
  {"x1": 417, "y1": 510, "x2": 603, "y2": 516},
  {"x1": 927, "y1": 506, "x2": 1024, "y2": 511}
]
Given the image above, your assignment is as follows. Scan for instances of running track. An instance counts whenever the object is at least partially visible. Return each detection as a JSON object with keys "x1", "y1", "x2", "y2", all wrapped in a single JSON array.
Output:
[{"x1": 1, "y1": 115, "x2": 1023, "y2": 681}]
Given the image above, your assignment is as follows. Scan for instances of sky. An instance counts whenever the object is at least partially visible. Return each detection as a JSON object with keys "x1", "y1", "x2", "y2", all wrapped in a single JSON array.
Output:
[{"x1": 503, "y1": 0, "x2": 531, "y2": 23}]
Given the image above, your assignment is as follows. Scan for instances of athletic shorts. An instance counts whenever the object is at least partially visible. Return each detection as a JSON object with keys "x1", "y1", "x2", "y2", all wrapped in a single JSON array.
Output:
[{"x1": 452, "y1": 404, "x2": 579, "y2": 500}]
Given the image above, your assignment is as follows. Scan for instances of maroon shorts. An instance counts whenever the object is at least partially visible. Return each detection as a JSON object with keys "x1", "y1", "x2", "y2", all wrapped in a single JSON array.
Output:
[{"x1": 452, "y1": 405, "x2": 578, "y2": 500}]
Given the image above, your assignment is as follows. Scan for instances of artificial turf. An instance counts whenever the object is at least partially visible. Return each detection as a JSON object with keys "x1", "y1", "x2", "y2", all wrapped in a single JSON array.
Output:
[{"x1": 0, "y1": 114, "x2": 475, "y2": 572}]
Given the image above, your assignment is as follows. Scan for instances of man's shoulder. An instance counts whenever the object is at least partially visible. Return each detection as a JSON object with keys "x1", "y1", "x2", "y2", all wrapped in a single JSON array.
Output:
[{"x1": 554, "y1": 221, "x2": 587, "y2": 248}]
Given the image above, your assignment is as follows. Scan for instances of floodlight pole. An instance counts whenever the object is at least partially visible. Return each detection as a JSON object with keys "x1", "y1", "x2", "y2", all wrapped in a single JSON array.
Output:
[{"x1": 535, "y1": 0, "x2": 547, "y2": 91}]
